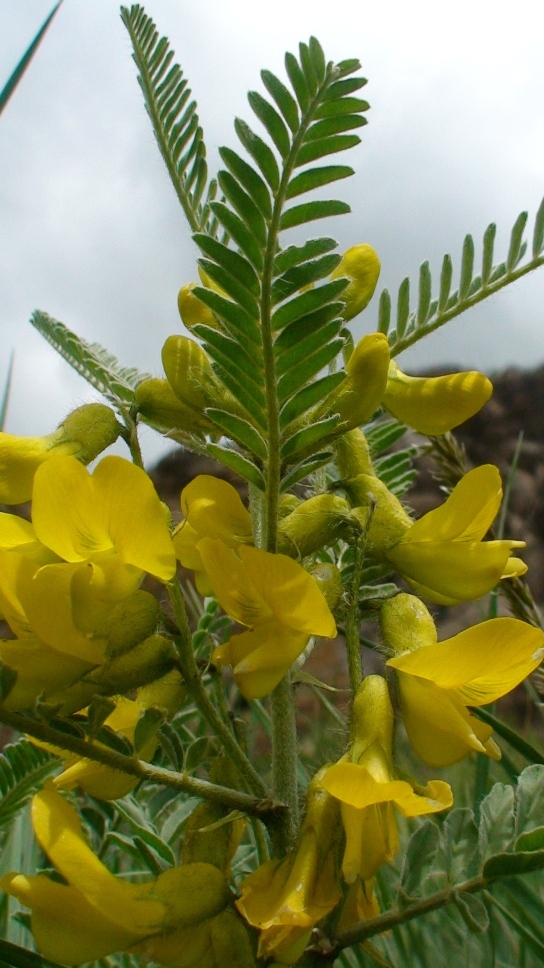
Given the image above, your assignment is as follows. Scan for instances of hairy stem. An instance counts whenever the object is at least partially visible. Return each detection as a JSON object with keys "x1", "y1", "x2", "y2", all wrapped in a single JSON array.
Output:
[
  {"x1": 0, "y1": 708, "x2": 280, "y2": 818},
  {"x1": 168, "y1": 579, "x2": 270, "y2": 799},
  {"x1": 270, "y1": 673, "x2": 299, "y2": 853}
]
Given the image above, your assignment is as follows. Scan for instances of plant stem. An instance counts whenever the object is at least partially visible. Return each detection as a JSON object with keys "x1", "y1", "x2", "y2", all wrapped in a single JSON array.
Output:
[
  {"x1": 0, "y1": 708, "x2": 280, "y2": 818},
  {"x1": 345, "y1": 505, "x2": 374, "y2": 694},
  {"x1": 168, "y1": 578, "x2": 270, "y2": 800},
  {"x1": 270, "y1": 672, "x2": 299, "y2": 853}
]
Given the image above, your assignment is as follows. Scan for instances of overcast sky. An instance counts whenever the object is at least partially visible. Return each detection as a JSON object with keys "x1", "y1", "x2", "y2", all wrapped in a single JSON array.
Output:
[{"x1": 2, "y1": 0, "x2": 544, "y2": 465}]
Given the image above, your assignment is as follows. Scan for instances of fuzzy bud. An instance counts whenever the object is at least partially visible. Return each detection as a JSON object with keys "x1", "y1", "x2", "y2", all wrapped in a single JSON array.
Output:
[
  {"x1": 178, "y1": 282, "x2": 218, "y2": 332},
  {"x1": 134, "y1": 377, "x2": 212, "y2": 433},
  {"x1": 277, "y1": 493, "x2": 354, "y2": 558},
  {"x1": 379, "y1": 592, "x2": 437, "y2": 656}
]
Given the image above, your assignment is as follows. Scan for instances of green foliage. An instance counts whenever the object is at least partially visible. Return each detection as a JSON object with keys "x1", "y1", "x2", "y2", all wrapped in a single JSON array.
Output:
[
  {"x1": 0, "y1": 740, "x2": 56, "y2": 832},
  {"x1": 120, "y1": 5, "x2": 217, "y2": 235},
  {"x1": 30, "y1": 311, "x2": 151, "y2": 406},
  {"x1": 377, "y1": 198, "x2": 544, "y2": 355}
]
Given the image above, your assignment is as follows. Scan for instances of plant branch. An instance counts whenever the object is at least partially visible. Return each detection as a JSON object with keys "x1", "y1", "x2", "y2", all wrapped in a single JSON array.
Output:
[{"x1": 0, "y1": 708, "x2": 280, "y2": 818}]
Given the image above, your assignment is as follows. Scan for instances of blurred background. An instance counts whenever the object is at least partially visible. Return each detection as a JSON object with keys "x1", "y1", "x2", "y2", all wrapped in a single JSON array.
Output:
[{"x1": 1, "y1": 0, "x2": 544, "y2": 464}]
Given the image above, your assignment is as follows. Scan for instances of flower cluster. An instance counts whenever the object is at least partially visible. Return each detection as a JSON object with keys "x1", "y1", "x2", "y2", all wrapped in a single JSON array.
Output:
[{"x1": 1, "y1": 239, "x2": 542, "y2": 968}]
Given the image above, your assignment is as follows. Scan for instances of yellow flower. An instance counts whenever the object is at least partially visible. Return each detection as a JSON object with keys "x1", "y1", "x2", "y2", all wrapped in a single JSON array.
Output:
[
  {"x1": 1, "y1": 784, "x2": 234, "y2": 967},
  {"x1": 173, "y1": 475, "x2": 253, "y2": 595},
  {"x1": 0, "y1": 404, "x2": 121, "y2": 504},
  {"x1": 321, "y1": 676, "x2": 452, "y2": 916},
  {"x1": 236, "y1": 768, "x2": 342, "y2": 963},
  {"x1": 350, "y1": 464, "x2": 527, "y2": 605},
  {"x1": 198, "y1": 539, "x2": 336, "y2": 699},
  {"x1": 383, "y1": 593, "x2": 544, "y2": 767},
  {"x1": 31, "y1": 454, "x2": 176, "y2": 595},
  {"x1": 382, "y1": 362, "x2": 493, "y2": 435}
]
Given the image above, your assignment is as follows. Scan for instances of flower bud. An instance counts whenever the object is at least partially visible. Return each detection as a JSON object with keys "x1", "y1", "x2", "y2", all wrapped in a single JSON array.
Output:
[
  {"x1": 0, "y1": 404, "x2": 121, "y2": 505},
  {"x1": 162, "y1": 335, "x2": 231, "y2": 420},
  {"x1": 331, "y1": 244, "x2": 381, "y2": 321},
  {"x1": 178, "y1": 282, "x2": 218, "y2": 331},
  {"x1": 318, "y1": 333, "x2": 390, "y2": 432},
  {"x1": 335, "y1": 429, "x2": 374, "y2": 479},
  {"x1": 277, "y1": 493, "x2": 354, "y2": 558},
  {"x1": 96, "y1": 590, "x2": 160, "y2": 658},
  {"x1": 344, "y1": 474, "x2": 412, "y2": 553},
  {"x1": 86, "y1": 634, "x2": 177, "y2": 695},
  {"x1": 134, "y1": 377, "x2": 212, "y2": 433},
  {"x1": 307, "y1": 562, "x2": 343, "y2": 611},
  {"x1": 380, "y1": 592, "x2": 438, "y2": 656}
]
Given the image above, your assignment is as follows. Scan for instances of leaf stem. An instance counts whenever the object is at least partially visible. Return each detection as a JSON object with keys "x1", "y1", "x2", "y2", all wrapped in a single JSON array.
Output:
[{"x1": 270, "y1": 673, "x2": 299, "y2": 853}]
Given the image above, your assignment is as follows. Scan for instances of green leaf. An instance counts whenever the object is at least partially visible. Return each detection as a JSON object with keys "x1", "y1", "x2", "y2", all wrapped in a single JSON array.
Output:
[
  {"x1": 114, "y1": 798, "x2": 176, "y2": 867},
  {"x1": 30, "y1": 311, "x2": 150, "y2": 404},
  {"x1": 272, "y1": 253, "x2": 342, "y2": 304},
  {"x1": 484, "y1": 848, "x2": 544, "y2": 878},
  {"x1": 248, "y1": 90, "x2": 290, "y2": 159},
  {"x1": 398, "y1": 821, "x2": 441, "y2": 901},
  {"x1": 277, "y1": 339, "x2": 344, "y2": 402},
  {"x1": 191, "y1": 286, "x2": 261, "y2": 347},
  {"x1": 284, "y1": 50, "x2": 309, "y2": 112},
  {"x1": 198, "y1": 259, "x2": 260, "y2": 319},
  {"x1": 121, "y1": 6, "x2": 214, "y2": 234},
  {"x1": 304, "y1": 114, "x2": 367, "y2": 140},
  {"x1": 507, "y1": 211, "x2": 528, "y2": 271},
  {"x1": 514, "y1": 765, "x2": 544, "y2": 849},
  {"x1": 205, "y1": 444, "x2": 265, "y2": 489},
  {"x1": 325, "y1": 76, "x2": 368, "y2": 99},
  {"x1": 308, "y1": 36, "x2": 326, "y2": 82},
  {"x1": 396, "y1": 277, "x2": 410, "y2": 338},
  {"x1": 298, "y1": 41, "x2": 318, "y2": 95},
  {"x1": 417, "y1": 260, "x2": 432, "y2": 325},
  {"x1": 314, "y1": 96, "x2": 370, "y2": 118},
  {"x1": 459, "y1": 233, "x2": 474, "y2": 300},
  {"x1": 286, "y1": 164, "x2": 353, "y2": 200},
  {"x1": 280, "y1": 415, "x2": 340, "y2": 460},
  {"x1": 365, "y1": 417, "x2": 408, "y2": 455},
  {"x1": 205, "y1": 410, "x2": 268, "y2": 460},
  {"x1": 453, "y1": 892, "x2": 489, "y2": 933},
  {"x1": 271, "y1": 279, "x2": 347, "y2": 330},
  {"x1": 482, "y1": 222, "x2": 496, "y2": 285},
  {"x1": 217, "y1": 168, "x2": 267, "y2": 246},
  {"x1": 280, "y1": 452, "x2": 333, "y2": 491},
  {"x1": 478, "y1": 781, "x2": 515, "y2": 865},
  {"x1": 279, "y1": 199, "x2": 350, "y2": 230},
  {"x1": 377, "y1": 289, "x2": 391, "y2": 335},
  {"x1": 444, "y1": 808, "x2": 479, "y2": 883},
  {"x1": 273, "y1": 237, "x2": 338, "y2": 275},
  {"x1": 193, "y1": 234, "x2": 261, "y2": 296},
  {"x1": 294, "y1": 133, "x2": 361, "y2": 167},
  {"x1": 488, "y1": 895, "x2": 544, "y2": 963},
  {"x1": 279, "y1": 372, "x2": 345, "y2": 428},
  {"x1": 474, "y1": 706, "x2": 544, "y2": 765},
  {"x1": 210, "y1": 361, "x2": 267, "y2": 423},
  {"x1": 233, "y1": 118, "x2": 280, "y2": 194},
  {"x1": 193, "y1": 324, "x2": 263, "y2": 377},
  {"x1": 532, "y1": 195, "x2": 544, "y2": 257},
  {"x1": 275, "y1": 319, "x2": 342, "y2": 375},
  {"x1": 274, "y1": 304, "x2": 344, "y2": 354},
  {"x1": 438, "y1": 253, "x2": 453, "y2": 312},
  {"x1": 209, "y1": 201, "x2": 264, "y2": 271},
  {"x1": 133, "y1": 706, "x2": 166, "y2": 754},
  {"x1": 0, "y1": 2, "x2": 63, "y2": 117},
  {"x1": 0, "y1": 740, "x2": 57, "y2": 831},
  {"x1": 261, "y1": 69, "x2": 299, "y2": 133}
]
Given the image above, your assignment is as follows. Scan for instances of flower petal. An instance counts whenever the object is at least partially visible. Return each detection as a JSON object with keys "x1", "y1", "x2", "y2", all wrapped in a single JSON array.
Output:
[
  {"x1": 0, "y1": 637, "x2": 91, "y2": 712},
  {"x1": 383, "y1": 363, "x2": 492, "y2": 435},
  {"x1": 181, "y1": 475, "x2": 252, "y2": 544},
  {"x1": 93, "y1": 457, "x2": 176, "y2": 581},
  {"x1": 389, "y1": 538, "x2": 523, "y2": 602},
  {"x1": 198, "y1": 539, "x2": 271, "y2": 627},
  {"x1": 237, "y1": 546, "x2": 336, "y2": 638},
  {"x1": 214, "y1": 626, "x2": 309, "y2": 699},
  {"x1": 1, "y1": 873, "x2": 141, "y2": 964},
  {"x1": 31, "y1": 785, "x2": 165, "y2": 933},
  {"x1": 392, "y1": 674, "x2": 496, "y2": 767},
  {"x1": 322, "y1": 761, "x2": 417, "y2": 809},
  {"x1": 387, "y1": 617, "x2": 544, "y2": 704},
  {"x1": 406, "y1": 465, "x2": 502, "y2": 542},
  {"x1": 32, "y1": 456, "x2": 111, "y2": 560}
]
